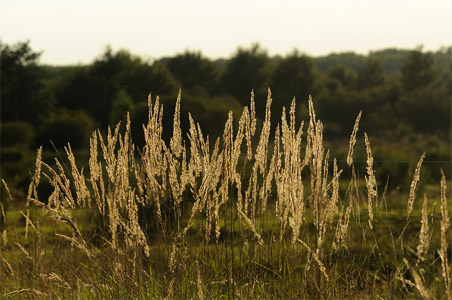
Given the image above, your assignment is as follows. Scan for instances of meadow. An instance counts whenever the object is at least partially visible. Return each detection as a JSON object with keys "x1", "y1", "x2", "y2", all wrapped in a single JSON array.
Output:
[{"x1": 0, "y1": 90, "x2": 451, "y2": 299}]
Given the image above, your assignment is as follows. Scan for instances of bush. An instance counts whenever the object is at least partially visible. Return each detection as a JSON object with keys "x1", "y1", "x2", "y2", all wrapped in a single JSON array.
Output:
[
  {"x1": 0, "y1": 121, "x2": 35, "y2": 147},
  {"x1": 37, "y1": 109, "x2": 95, "y2": 150},
  {"x1": 0, "y1": 146, "x2": 36, "y2": 191}
]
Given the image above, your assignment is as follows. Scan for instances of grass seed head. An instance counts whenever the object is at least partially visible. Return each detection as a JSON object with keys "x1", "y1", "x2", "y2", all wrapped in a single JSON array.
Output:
[
  {"x1": 407, "y1": 152, "x2": 426, "y2": 219},
  {"x1": 347, "y1": 111, "x2": 362, "y2": 166}
]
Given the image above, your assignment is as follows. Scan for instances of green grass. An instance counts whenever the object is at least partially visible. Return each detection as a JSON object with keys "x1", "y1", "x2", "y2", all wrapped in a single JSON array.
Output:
[
  {"x1": 1, "y1": 190, "x2": 450, "y2": 299},
  {"x1": 1, "y1": 92, "x2": 450, "y2": 299}
]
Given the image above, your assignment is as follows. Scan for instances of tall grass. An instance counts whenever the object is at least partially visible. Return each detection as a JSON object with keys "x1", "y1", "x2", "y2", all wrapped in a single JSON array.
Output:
[{"x1": 1, "y1": 89, "x2": 451, "y2": 299}]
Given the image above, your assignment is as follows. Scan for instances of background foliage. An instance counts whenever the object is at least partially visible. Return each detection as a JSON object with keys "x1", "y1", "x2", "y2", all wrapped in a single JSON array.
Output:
[{"x1": 1, "y1": 40, "x2": 451, "y2": 196}]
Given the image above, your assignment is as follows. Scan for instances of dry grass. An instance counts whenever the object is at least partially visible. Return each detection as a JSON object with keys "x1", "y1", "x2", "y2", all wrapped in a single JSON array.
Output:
[{"x1": 1, "y1": 89, "x2": 450, "y2": 299}]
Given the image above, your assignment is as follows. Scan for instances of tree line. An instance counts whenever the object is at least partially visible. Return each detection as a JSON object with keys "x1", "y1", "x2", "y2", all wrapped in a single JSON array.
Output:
[{"x1": 1, "y1": 40, "x2": 451, "y2": 193}]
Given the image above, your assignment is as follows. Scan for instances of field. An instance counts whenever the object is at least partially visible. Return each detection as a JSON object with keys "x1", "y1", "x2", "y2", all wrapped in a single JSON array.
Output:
[{"x1": 1, "y1": 90, "x2": 451, "y2": 299}]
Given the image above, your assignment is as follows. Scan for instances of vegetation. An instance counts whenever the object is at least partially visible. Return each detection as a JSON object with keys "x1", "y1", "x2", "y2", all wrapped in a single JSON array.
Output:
[
  {"x1": 0, "y1": 40, "x2": 451, "y2": 298},
  {"x1": 0, "y1": 90, "x2": 451, "y2": 299},
  {"x1": 1, "y1": 41, "x2": 451, "y2": 198}
]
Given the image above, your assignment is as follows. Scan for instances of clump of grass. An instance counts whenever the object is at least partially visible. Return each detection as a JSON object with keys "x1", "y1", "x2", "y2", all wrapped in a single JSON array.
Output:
[
  {"x1": 416, "y1": 194, "x2": 430, "y2": 262},
  {"x1": 1, "y1": 89, "x2": 450, "y2": 299},
  {"x1": 439, "y1": 169, "x2": 451, "y2": 300}
]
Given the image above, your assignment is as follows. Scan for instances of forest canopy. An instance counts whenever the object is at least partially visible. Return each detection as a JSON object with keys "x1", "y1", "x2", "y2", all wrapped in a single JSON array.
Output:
[{"x1": 1, "y1": 40, "x2": 451, "y2": 193}]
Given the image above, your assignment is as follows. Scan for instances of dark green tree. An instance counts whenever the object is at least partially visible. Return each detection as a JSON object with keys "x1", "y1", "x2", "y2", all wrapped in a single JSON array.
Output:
[
  {"x1": 56, "y1": 47, "x2": 177, "y2": 126},
  {"x1": 397, "y1": 83, "x2": 450, "y2": 134},
  {"x1": 127, "y1": 61, "x2": 177, "y2": 101},
  {"x1": 166, "y1": 51, "x2": 219, "y2": 92},
  {"x1": 327, "y1": 65, "x2": 358, "y2": 90},
  {"x1": 315, "y1": 52, "x2": 365, "y2": 72},
  {"x1": 401, "y1": 47, "x2": 437, "y2": 91},
  {"x1": 433, "y1": 46, "x2": 452, "y2": 84},
  {"x1": 270, "y1": 50, "x2": 317, "y2": 117},
  {"x1": 94, "y1": 47, "x2": 177, "y2": 100},
  {"x1": 55, "y1": 66, "x2": 98, "y2": 114},
  {"x1": 397, "y1": 47, "x2": 449, "y2": 134},
  {"x1": 0, "y1": 40, "x2": 55, "y2": 126},
  {"x1": 370, "y1": 48, "x2": 410, "y2": 75},
  {"x1": 109, "y1": 89, "x2": 134, "y2": 125},
  {"x1": 88, "y1": 47, "x2": 146, "y2": 121},
  {"x1": 219, "y1": 43, "x2": 272, "y2": 107},
  {"x1": 358, "y1": 56, "x2": 386, "y2": 90}
]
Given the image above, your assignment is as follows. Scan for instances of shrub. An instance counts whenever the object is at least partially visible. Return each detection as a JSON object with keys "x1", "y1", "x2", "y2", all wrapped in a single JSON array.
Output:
[
  {"x1": 0, "y1": 121, "x2": 35, "y2": 147},
  {"x1": 37, "y1": 109, "x2": 95, "y2": 150}
]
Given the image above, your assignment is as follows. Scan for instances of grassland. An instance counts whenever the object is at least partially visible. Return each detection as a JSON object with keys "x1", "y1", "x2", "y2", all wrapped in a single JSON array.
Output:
[{"x1": 1, "y1": 90, "x2": 451, "y2": 299}]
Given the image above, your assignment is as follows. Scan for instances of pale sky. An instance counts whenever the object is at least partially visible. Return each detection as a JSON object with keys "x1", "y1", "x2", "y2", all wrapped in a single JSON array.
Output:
[{"x1": 1, "y1": 0, "x2": 451, "y2": 65}]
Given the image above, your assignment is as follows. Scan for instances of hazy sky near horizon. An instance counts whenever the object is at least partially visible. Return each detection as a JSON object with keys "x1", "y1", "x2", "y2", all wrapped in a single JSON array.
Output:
[{"x1": 1, "y1": 0, "x2": 451, "y2": 65}]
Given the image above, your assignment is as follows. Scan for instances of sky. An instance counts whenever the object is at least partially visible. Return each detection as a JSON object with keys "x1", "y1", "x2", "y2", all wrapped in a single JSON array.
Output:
[{"x1": 1, "y1": 0, "x2": 451, "y2": 65}]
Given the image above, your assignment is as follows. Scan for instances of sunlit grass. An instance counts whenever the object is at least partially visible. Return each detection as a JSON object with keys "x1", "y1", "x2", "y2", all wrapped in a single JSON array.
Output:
[{"x1": 1, "y1": 90, "x2": 450, "y2": 299}]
